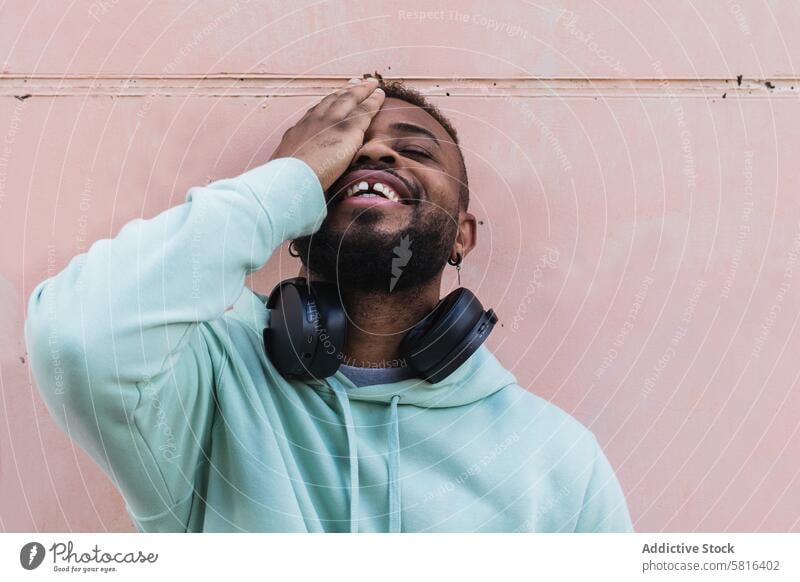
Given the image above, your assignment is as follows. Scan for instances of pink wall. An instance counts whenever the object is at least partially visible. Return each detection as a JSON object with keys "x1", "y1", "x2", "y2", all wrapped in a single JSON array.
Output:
[{"x1": 2, "y1": 1, "x2": 799, "y2": 532}]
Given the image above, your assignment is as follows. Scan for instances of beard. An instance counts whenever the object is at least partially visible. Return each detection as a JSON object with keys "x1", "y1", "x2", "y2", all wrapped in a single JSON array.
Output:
[{"x1": 293, "y1": 203, "x2": 458, "y2": 293}]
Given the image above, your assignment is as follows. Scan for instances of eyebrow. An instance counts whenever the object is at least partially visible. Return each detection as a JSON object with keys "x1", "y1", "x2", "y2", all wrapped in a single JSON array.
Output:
[{"x1": 389, "y1": 122, "x2": 441, "y2": 146}]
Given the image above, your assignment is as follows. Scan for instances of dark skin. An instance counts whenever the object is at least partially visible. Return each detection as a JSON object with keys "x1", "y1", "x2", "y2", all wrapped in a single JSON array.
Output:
[{"x1": 271, "y1": 79, "x2": 476, "y2": 366}]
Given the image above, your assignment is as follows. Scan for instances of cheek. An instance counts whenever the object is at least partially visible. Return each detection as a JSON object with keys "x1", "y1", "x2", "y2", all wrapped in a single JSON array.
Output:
[{"x1": 420, "y1": 172, "x2": 460, "y2": 215}]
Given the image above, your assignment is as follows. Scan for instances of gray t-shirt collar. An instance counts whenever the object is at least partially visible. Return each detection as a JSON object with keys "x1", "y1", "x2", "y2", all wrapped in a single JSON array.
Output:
[{"x1": 338, "y1": 363, "x2": 417, "y2": 387}]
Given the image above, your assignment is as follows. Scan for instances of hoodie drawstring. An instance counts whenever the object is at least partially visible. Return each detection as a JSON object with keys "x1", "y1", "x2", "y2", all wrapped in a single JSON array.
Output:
[
  {"x1": 326, "y1": 377, "x2": 402, "y2": 533},
  {"x1": 329, "y1": 378, "x2": 360, "y2": 533},
  {"x1": 387, "y1": 394, "x2": 402, "y2": 533}
]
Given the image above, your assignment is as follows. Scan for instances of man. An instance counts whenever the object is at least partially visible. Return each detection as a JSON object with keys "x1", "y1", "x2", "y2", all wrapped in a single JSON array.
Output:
[{"x1": 25, "y1": 76, "x2": 633, "y2": 532}]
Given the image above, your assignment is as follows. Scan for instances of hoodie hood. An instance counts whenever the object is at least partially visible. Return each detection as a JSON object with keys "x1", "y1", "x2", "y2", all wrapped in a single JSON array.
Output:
[
  {"x1": 233, "y1": 287, "x2": 517, "y2": 407},
  {"x1": 307, "y1": 343, "x2": 516, "y2": 407},
  {"x1": 230, "y1": 287, "x2": 517, "y2": 532}
]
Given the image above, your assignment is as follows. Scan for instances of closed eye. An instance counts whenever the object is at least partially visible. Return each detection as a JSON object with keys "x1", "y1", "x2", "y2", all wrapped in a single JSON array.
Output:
[{"x1": 401, "y1": 147, "x2": 433, "y2": 160}]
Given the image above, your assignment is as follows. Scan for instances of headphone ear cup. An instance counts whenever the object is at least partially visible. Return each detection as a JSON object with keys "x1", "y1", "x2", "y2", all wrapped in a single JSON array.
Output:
[
  {"x1": 263, "y1": 278, "x2": 317, "y2": 378},
  {"x1": 263, "y1": 278, "x2": 346, "y2": 380},
  {"x1": 305, "y1": 281, "x2": 346, "y2": 378},
  {"x1": 399, "y1": 288, "x2": 498, "y2": 384}
]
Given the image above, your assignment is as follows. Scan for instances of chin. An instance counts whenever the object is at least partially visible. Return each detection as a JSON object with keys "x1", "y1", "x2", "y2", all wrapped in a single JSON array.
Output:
[
  {"x1": 295, "y1": 200, "x2": 456, "y2": 293},
  {"x1": 328, "y1": 204, "x2": 411, "y2": 233}
]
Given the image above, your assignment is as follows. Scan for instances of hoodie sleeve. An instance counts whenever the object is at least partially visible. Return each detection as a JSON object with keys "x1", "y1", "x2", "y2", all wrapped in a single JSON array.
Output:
[
  {"x1": 573, "y1": 435, "x2": 634, "y2": 532},
  {"x1": 24, "y1": 157, "x2": 326, "y2": 529}
]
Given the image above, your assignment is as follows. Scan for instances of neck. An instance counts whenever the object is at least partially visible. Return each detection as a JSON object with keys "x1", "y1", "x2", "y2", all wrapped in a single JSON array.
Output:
[{"x1": 309, "y1": 271, "x2": 442, "y2": 368}]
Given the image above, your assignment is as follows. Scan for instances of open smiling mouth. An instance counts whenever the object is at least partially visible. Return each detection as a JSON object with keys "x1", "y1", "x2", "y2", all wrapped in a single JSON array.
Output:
[{"x1": 329, "y1": 169, "x2": 419, "y2": 207}]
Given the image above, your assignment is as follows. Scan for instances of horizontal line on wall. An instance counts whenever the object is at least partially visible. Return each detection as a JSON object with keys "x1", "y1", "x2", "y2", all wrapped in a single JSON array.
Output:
[{"x1": 0, "y1": 74, "x2": 797, "y2": 99}]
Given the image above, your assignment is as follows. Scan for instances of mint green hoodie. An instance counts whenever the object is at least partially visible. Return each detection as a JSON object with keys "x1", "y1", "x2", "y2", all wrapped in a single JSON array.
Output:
[{"x1": 25, "y1": 157, "x2": 633, "y2": 533}]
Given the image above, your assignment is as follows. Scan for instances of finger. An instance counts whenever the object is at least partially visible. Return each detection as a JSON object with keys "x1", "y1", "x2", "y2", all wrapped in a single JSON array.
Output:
[
  {"x1": 329, "y1": 78, "x2": 380, "y2": 109},
  {"x1": 302, "y1": 78, "x2": 365, "y2": 118},
  {"x1": 298, "y1": 97, "x2": 321, "y2": 122},
  {"x1": 336, "y1": 77, "x2": 373, "y2": 96},
  {"x1": 347, "y1": 87, "x2": 385, "y2": 129},
  {"x1": 302, "y1": 78, "x2": 379, "y2": 122},
  {"x1": 342, "y1": 77, "x2": 380, "y2": 103},
  {"x1": 326, "y1": 78, "x2": 381, "y2": 118},
  {"x1": 306, "y1": 78, "x2": 369, "y2": 118},
  {"x1": 306, "y1": 90, "x2": 342, "y2": 117}
]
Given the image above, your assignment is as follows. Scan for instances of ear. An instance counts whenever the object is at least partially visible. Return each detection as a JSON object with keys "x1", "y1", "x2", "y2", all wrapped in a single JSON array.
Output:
[{"x1": 452, "y1": 211, "x2": 477, "y2": 260}]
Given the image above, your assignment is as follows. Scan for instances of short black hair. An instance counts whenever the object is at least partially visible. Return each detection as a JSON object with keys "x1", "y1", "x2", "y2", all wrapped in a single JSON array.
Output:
[{"x1": 362, "y1": 72, "x2": 469, "y2": 211}]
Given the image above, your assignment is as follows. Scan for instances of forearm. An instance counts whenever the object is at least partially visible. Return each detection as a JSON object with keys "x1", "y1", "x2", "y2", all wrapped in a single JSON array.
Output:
[{"x1": 25, "y1": 157, "x2": 325, "y2": 391}]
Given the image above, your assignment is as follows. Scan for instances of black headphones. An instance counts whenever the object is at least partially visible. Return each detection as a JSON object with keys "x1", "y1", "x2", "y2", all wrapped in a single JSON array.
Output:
[{"x1": 262, "y1": 277, "x2": 498, "y2": 384}]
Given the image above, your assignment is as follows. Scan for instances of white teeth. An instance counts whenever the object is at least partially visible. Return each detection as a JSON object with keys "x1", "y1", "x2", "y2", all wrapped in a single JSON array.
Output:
[{"x1": 342, "y1": 180, "x2": 402, "y2": 203}]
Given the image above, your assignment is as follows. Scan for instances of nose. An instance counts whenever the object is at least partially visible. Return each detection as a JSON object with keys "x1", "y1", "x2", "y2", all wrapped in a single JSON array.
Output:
[{"x1": 354, "y1": 138, "x2": 396, "y2": 167}]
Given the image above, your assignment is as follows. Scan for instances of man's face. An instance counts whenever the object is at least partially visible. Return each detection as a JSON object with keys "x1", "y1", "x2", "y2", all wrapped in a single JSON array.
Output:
[{"x1": 294, "y1": 97, "x2": 468, "y2": 293}]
